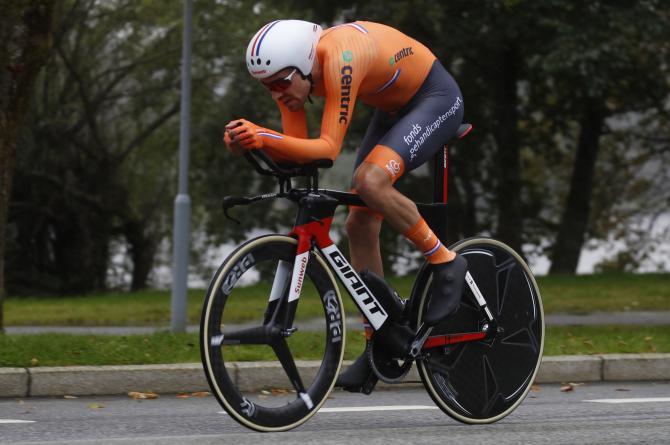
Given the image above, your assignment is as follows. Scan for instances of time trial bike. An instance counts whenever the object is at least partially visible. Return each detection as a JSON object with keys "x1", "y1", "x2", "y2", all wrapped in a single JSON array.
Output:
[{"x1": 200, "y1": 123, "x2": 545, "y2": 432}]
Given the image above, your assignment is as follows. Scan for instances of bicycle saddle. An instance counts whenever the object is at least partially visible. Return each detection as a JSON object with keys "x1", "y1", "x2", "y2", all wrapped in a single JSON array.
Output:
[{"x1": 454, "y1": 123, "x2": 473, "y2": 141}]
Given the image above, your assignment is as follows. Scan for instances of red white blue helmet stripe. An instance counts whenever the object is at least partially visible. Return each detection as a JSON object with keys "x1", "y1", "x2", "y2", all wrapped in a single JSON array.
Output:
[{"x1": 251, "y1": 20, "x2": 280, "y2": 57}]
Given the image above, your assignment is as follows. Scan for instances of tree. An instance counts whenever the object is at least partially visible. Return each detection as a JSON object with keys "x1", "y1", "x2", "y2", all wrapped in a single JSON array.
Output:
[
  {"x1": 0, "y1": 0, "x2": 57, "y2": 330},
  {"x1": 543, "y1": 1, "x2": 670, "y2": 273},
  {"x1": 7, "y1": 0, "x2": 182, "y2": 293}
]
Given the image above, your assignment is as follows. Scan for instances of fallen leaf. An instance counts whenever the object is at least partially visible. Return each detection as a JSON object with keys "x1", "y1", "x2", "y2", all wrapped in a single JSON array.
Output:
[
  {"x1": 128, "y1": 391, "x2": 159, "y2": 400},
  {"x1": 644, "y1": 336, "x2": 653, "y2": 341},
  {"x1": 582, "y1": 340, "x2": 595, "y2": 349},
  {"x1": 88, "y1": 403, "x2": 105, "y2": 410},
  {"x1": 616, "y1": 388, "x2": 631, "y2": 392},
  {"x1": 30, "y1": 358, "x2": 39, "y2": 366},
  {"x1": 63, "y1": 395, "x2": 78, "y2": 399},
  {"x1": 531, "y1": 384, "x2": 541, "y2": 392},
  {"x1": 270, "y1": 388, "x2": 289, "y2": 395},
  {"x1": 175, "y1": 391, "x2": 209, "y2": 399},
  {"x1": 190, "y1": 392, "x2": 210, "y2": 397},
  {"x1": 560, "y1": 383, "x2": 583, "y2": 393}
]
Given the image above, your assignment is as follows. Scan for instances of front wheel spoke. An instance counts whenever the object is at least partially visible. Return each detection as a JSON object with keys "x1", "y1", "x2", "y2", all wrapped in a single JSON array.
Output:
[
  {"x1": 272, "y1": 339, "x2": 307, "y2": 394},
  {"x1": 218, "y1": 325, "x2": 275, "y2": 346}
]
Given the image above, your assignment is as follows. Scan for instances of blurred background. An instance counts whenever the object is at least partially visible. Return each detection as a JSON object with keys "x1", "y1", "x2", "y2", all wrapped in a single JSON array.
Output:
[{"x1": 2, "y1": 0, "x2": 669, "y2": 303}]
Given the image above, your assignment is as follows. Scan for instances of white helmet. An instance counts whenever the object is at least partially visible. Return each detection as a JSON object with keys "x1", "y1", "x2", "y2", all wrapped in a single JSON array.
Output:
[{"x1": 246, "y1": 20, "x2": 323, "y2": 79}]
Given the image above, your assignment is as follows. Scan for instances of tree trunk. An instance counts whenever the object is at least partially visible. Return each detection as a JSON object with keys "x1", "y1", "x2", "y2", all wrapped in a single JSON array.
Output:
[
  {"x1": 549, "y1": 99, "x2": 606, "y2": 274},
  {"x1": 493, "y1": 44, "x2": 523, "y2": 254},
  {"x1": 0, "y1": 0, "x2": 56, "y2": 332},
  {"x1": 124, "y1": 220, "x2": 159, "y2": 291}
]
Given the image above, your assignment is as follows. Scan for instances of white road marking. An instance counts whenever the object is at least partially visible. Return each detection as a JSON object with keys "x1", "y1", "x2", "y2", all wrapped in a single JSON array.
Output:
[
  {"x1": 319, "y1": 405, "x2": 439, "y2": 413},
  {"x1": 0, "y1": 419, "x2": 35, "y2": 424},
  {"x1": 219, "y1": 405, "x2": 439, "y2": 415},
  {"x1": 584, "y1": 397, "x2": 670, "y2": 404}
]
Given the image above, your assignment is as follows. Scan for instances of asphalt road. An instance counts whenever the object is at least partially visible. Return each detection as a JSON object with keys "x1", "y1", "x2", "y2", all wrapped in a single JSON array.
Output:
[{"x1": 1, "y1": 382, "x2": 669, "y2": 444}]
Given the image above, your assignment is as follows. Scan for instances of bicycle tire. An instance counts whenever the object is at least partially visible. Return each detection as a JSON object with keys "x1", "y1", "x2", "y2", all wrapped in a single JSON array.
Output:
[
  {"x1": 415, "y1": 237, "x2": 544, "y2": 424},
  {"x1": 200, "y1": 235, "x2": 345, "y2": 432}
]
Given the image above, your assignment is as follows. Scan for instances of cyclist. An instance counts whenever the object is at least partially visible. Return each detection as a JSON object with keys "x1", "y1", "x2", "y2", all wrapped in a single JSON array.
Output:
[{"x1": 224, "y1": 19, "x2": 467, "y2": 391}]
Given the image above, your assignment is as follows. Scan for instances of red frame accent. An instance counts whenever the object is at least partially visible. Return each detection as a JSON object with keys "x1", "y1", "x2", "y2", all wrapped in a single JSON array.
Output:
[
  {"x1": 422, "y1": 331, "x2": 487, "y2": 349},
  {"x1": 288, "y1": 217, "x2": 335, "y2": 253},
  {"x1": 442, "y1": 145, "x2": 448, "y2": 204}
]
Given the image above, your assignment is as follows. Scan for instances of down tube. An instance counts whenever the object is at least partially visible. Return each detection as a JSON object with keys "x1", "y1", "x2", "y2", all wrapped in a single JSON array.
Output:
[{"x1": 319, "y1": 244, "x2": 389, "y2": 330}]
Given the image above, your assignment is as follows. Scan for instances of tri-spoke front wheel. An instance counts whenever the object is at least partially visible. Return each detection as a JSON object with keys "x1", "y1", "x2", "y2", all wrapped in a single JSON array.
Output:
[
  {"x1": 416, "y1": 237, "x2": 544, "y2": 424},
  {"x1": 200, "y1": 235, "x2": 345, "y2": 432}
]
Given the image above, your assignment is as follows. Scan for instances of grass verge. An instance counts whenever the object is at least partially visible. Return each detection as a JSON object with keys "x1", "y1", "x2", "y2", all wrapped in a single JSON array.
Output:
[
  {"x1": 4, "y1": 273, "x2": 669, "y2": 327},
  {"x1": 1, "y1": 325, "x2": 668, "y2": 368}
]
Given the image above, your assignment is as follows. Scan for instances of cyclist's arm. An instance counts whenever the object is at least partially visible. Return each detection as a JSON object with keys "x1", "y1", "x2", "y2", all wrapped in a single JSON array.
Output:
[
  {"x1": 276, "y1": 100, "x2": 308, "y2": 139},
  {"x1": 231, "y1": 34, "x2": 375, "y2": 163}
]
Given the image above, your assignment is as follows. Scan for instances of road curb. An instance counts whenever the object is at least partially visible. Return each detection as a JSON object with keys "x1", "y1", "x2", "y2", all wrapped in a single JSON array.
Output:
[{"x1": 1, "y1": 354, "x2": 669, "y2": 398}]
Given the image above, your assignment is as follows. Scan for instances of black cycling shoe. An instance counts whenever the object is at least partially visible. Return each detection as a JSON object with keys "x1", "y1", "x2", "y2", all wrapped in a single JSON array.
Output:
[
  {"x1": 424, "y1": 254, "x2": 468, "y2": 326},
  {"x1": 335, "y1": 352, "x2": 378, "y2": 394},
  {"x1": 374, "y1": 321, "x2": 416, "y2": 359}
]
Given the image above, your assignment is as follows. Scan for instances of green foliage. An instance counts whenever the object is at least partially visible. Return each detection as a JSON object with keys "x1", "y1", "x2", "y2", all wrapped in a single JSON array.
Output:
[
  {"x1": 544, "y1": 325, "x2": 670, "y2": 356},
  {"x1": 538, "y1": 273, "x2": 670, "y2": 314},
  {"x1": 0, "y1": 329, "x2": 366, "y2": 367},
  {"x1": 8, "y1": 0, "x2": 184, "y2": 293},
  {"x1": 1, "y1": 325, "x2": 668, "y2": 367},
  {"x1": 6, "y1": 0, "x2": 670, "y2": 296},
  {"x1": 4, "y1": 273, "x2": 669, "y2": 326}
]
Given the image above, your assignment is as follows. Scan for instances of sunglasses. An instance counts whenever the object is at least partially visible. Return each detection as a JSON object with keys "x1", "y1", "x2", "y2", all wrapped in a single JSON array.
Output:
[{"x1": 262, "y1": 68, "x2": 298, "y2": 92}]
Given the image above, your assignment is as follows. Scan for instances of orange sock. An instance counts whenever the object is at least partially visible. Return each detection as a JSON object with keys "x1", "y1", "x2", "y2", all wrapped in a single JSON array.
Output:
[{"x1": 403, "y1": 218, "x2": 455, "y2": 264}]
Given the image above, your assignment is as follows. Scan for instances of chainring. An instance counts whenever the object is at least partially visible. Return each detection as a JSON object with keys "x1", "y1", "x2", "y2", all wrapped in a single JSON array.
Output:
[{"x1": 367, "y1": 337, "x2": 413, "y2": 384}]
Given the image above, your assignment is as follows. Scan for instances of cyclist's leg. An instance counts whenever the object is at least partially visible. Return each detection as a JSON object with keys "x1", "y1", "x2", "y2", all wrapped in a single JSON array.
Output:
[
  {"x1": 337, "y1": 109, "x2": 390, "y2": 393},
  {"x1": 346, "y1": 108, "x2": 393, "y2": 276},
  {"x1": 354, "y1": 60, "x2": 467, "y2": 327}
]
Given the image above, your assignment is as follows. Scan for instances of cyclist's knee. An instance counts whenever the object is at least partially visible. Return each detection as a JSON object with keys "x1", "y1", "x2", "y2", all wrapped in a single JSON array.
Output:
[{"x1": 353, "y1": 163, "x2": 392, "y2": 202}]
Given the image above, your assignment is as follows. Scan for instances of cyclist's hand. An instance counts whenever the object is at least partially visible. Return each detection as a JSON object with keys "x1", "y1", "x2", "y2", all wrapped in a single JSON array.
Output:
[
  {"x1": 223, "y1": 128, "x2": 246, "y2": 156},
  {"x1": 224, "y1": 119, "x2": 264, "y2": 152}
]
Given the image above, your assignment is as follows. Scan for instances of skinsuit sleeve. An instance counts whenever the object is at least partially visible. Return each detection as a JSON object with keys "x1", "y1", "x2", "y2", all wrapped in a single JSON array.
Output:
[{"x1": 247, "y1": 31, "x2": 376, "y2": 163}]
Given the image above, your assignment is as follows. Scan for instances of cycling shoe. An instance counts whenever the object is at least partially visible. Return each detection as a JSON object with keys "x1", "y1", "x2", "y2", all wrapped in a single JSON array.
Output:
[
  {"x1": 374, "y1": 321, "x2": 415, "y2": 359},
  {"x1": 424, "y1": 254, "x2": 468, "y2": 326},
  {"x1": 335, "y1": 352, "x2": 378, "y2": 394}
]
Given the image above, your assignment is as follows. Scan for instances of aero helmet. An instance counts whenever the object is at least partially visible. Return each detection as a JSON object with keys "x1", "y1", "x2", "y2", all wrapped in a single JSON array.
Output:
[{"x1": 246, "y1": 20, "x2": 323, "y2": 79}]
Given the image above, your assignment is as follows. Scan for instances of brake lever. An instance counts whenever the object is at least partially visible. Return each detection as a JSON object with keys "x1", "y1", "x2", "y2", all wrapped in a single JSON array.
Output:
[
  {"x1": 224, "y1": 207, "x2": 241, "y2": 225},
  {"x1": 222, "y1": 196, "x2": 250, "y2": 225},
  {"x1": 221, "y1": 193, "x2": 281, "y2": 225}
]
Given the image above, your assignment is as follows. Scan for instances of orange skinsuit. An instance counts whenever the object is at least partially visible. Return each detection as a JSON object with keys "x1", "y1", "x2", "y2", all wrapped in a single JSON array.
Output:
[{"x1": 250, "y1": 21, "x2": 438, "y2": 163}]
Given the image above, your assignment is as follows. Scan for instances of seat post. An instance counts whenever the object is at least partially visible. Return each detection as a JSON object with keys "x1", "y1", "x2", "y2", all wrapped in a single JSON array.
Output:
[{"x1": 433, "y1": 144, "x2": 449, "y2": 204}]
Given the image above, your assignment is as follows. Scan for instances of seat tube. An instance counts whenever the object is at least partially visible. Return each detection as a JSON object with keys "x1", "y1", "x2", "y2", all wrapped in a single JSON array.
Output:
[{"x1": 433, "y1": 145, "x2": 448, "y2": 204}]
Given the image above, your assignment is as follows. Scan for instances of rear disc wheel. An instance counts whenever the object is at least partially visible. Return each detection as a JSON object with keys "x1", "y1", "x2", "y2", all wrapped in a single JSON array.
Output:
[{"x1": 416, "y1": 237, "x2": 544, "y2": 424}]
